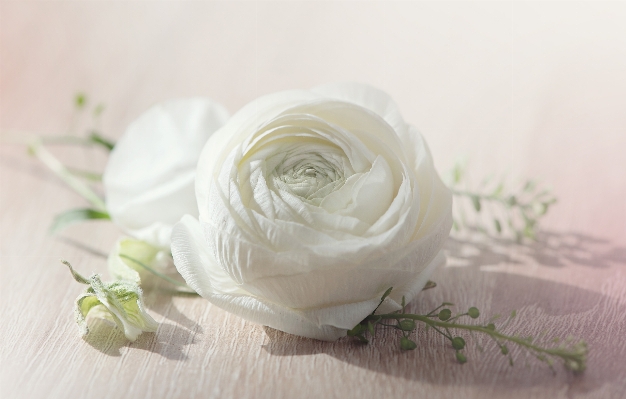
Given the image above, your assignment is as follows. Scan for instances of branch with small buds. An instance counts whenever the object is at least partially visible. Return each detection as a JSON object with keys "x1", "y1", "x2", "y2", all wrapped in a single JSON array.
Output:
[
  {"x1": 348, "y1": 288, "x2": 587, "y2": 373},
  {"x1": 447, "y1": 161, "x2": 557, "y2": 241}
]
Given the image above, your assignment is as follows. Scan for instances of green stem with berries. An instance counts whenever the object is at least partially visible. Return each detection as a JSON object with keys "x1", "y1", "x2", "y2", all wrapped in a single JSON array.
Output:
[{"x1": 348, "y1": 288, "x2": 587, "y2": 373}]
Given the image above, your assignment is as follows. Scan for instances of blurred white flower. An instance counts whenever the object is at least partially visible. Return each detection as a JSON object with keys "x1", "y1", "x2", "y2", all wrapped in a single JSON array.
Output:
[{"x1": 103, "y1": 98, "x2": 229, "y2": 249}]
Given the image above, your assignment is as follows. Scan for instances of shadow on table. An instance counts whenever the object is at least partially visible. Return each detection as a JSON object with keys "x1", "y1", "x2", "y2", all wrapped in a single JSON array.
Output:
[
  {"x1": 445, "y1": 230, "x2": 626, "y2": 269},
  {"x1": 83, "y1": 319, "x2": 195, "y2": 361},
  {"x1": 262, "y1": 270, "x2": 626, "y2": 394},
  {"x1": 79, "y1": 290, "x2": 201, "y2": 360}
]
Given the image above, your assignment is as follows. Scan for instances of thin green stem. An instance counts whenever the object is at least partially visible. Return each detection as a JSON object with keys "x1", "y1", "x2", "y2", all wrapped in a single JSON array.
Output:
[
  {"x1": 450, "y1": 189, "x2": 533, "y2": 210},
  {"x1": 28, "y1": 139, "x2": 106, "y2": 211},
  {"x1": 365, "y1": 313, "x2": 586, "y2": 369}
]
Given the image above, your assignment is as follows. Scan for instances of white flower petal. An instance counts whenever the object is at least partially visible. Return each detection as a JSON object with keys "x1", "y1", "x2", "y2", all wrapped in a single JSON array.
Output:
[
  {"x1": 311, "y1": 82, "x2": 409, "y2": 149},
  {"x1": 104, "y1": 98, "x2": 229, "y2": 248},
  {"x1": 172, "y1": 215, "x2": 445, "y2": 339}
]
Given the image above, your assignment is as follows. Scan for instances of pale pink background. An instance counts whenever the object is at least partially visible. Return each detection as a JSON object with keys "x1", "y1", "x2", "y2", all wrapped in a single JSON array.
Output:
[
  {"x1": 2, "y1": 1, "x2": 625, "y2": 240},
  {"x1": 1, "y1": 2, "x2": 625, "y2": 398}
]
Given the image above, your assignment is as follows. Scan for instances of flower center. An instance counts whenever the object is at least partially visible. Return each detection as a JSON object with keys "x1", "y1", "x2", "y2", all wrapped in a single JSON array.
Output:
[{"x1": 268, "y1": 143, "x2": 354, "y2": 206}]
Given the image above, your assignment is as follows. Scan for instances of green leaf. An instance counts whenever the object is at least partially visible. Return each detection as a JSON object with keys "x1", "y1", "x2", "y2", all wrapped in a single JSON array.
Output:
[
  {"x1": 523, "y1": 180, "x2": 536, "y2": 192},
  {"x1": 492, "y1": 182, "x2": 504, "y2": 196},
  {"x1": 380, "y1": 287, "x2": 393, "y2": 302},
  {"x1": 348, "y1": 324, "x2": 366, "y2": 337},
  {"x1": 423, "y1": 280, "x2": 437, "y2": 290},
  {"x1": 471, "y1": 195, "x2": 481, "y2": 212},
  {"x1": 88, "y1": 131, "x2": 115, "y2": 151},
  {"x1": 50, "y1": 208, "x2": 110, "y2": 234},
  {"x1": 75, "y1": 92, "x2": 87, "y2": 108},
  {"x1": 367, "y1": 321, "x2": 375, "y2": 336},
  {"x1": 494, "y1": 219, "x2": 502, "y2": 234},
  {"x1": 93, "y1": 103, "x2": 106, "y2": 117}
]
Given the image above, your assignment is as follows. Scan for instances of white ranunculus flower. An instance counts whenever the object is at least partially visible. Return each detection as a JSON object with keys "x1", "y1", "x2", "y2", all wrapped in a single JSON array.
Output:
[
  {"x1": 172, "y1": 83, "x2": 453, "y2": 340},
  {"x1": 103, "y1": 98, "x2": 230, "y2": 249}
]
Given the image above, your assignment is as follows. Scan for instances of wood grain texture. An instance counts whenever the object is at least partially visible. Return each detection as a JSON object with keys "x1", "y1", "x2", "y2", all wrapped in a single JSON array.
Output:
[
  {"x1": 1, "y1": 143, "x2": 625, "y2": 399},
  {"x1": 1, "y1": 2, "x2": 626, "y2": 398}
]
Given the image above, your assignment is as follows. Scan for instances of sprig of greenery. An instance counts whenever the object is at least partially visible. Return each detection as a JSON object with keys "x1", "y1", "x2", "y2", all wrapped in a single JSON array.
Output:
[
  {"x1": 348, "y1": 288, "x2": 587, "y2": 373},
  {"x1": 447, "y1": 161, "x2": 557, "y2": 241},
  {"x1": 27, "y1": 139, "x2": 107, "y2": 211},
  {"x1": 24, "y1": 93, "x2": 118, "y2": 233}
]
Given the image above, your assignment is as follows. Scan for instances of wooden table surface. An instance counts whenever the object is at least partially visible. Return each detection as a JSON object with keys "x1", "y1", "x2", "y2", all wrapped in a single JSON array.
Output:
[{"x1": 1, "y1": 2, "x2": 625, "y2": 398}]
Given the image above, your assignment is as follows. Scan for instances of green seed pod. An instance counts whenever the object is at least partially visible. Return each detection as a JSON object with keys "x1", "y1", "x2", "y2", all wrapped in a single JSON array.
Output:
[
  {"x1": 398, "y1": 319, "x2": 416, "y2": 331},
  {"x1": 468, "y1": 307, "x2": 480, "y2": 319},
  {"x1": 456, "y1": 351, "x2": 467, "y2": 364},
  {"x1": 438, "y1": 309, "x2": 452, "y2": 321},
  {"x1": 451, "y1": 337, "x2": 466, "y2": 350},
  {"x1": 400, "y1": 336, "x2": 417, "y2": 350}
]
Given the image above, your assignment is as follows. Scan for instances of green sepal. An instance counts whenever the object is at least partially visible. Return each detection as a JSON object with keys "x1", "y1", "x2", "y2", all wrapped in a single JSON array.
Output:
[
  {"x1": 367, "y1": 321, "x2": 375, "y2": 337},
  {"x1": 88, "y1": 131, "x2": 115, "y2": 151},
  {"x1": 348, "y1": 323, "x2": 366, "y2": 337}
]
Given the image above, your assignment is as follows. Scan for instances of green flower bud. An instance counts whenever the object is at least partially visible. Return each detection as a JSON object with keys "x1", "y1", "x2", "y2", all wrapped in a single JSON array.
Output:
[
  {"x1": 65, "y1": 261, "x2": 158, "y2": 341},
  {"x1": 108, "y1": 237, "x2": 170, "y2": 285},
  {"x1": 456, "y1": 351, "x2": 467, "y2": 364}
]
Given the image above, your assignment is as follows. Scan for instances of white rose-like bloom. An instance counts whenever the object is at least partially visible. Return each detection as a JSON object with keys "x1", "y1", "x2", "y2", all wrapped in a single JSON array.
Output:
[
  {"x1": 103, "y1": 98, "x2": 229, "y2": 249},
  {"x1": 172, "y1": 83, "x2": 452, "y2": 340}
]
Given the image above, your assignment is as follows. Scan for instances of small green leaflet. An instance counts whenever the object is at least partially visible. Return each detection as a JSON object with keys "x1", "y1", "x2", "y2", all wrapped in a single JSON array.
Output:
[
  {"x1": 50, "y1": 208, "x2": 110, "y2": 234},
  {"x1": 88, "y1": 132, "x2": 115, "y2": 151}
]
